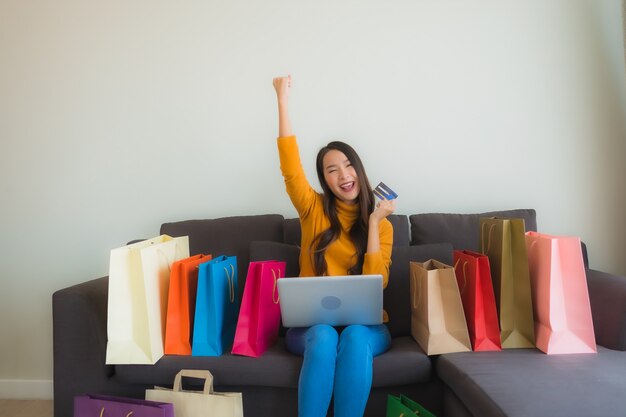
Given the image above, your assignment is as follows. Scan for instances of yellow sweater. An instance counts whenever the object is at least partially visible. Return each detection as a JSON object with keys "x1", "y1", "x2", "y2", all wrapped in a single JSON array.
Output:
[{"x1": 278, "y1": 136, "x2": 394, "y2": 320}]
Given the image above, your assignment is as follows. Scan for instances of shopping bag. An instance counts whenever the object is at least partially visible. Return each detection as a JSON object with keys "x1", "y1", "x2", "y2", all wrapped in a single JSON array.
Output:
[
  {"x1": 453, "y1": 250, "x2": 502, "y2": 351},
  {"x1": 164, "y1": 254, "x2": 212, "y2": 355},
  {"x1": 192, "y1": 255, "x2": 239, "y2": 356},
  {"x1": 386, "y1": 394, "x2": 436, "y2": 417},
  {"x1": 106, "y1": 235, "x2": 189, "y2": 364},
  {"x1": 231, "y1": 260, "x2": 285, "y2": 357},
  {"x1": 410, "y1": 259, "x2": 471, "y2": 355},
  {"x1": 145, "y1": 369, "x2": 243, "y2": 417},
  {"x1": 74, "y1": 393, "x2": 174, "y2": 417},
  {"x1": 480, "y1": 217, "x2": 535, "y2": 349},
  {"x1": 525, "y1": 231, "x2": 597, "y2": 354}
]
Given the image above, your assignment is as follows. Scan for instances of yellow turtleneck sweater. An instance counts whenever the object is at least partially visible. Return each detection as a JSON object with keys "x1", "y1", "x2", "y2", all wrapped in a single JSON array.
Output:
[{"x1": 278, "y1": 136, "x2": 393, "y2": 320}]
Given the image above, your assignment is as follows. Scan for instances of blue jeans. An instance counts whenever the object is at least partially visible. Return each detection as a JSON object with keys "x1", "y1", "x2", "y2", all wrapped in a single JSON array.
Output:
[{"x1": 285, "y1": 324, "x2": 391, "y2": 417}]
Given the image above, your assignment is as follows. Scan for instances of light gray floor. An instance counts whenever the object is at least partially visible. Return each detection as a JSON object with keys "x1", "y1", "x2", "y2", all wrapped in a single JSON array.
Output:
[{"x1": 0, "y1": 400, "x2": 53, "y2": 417}]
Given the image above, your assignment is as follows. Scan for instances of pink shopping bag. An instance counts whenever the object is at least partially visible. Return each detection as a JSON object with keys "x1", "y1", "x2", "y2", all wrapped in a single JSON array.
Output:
[
  {"x1": 525, "y1": 231, "x2": 596, "y2": 354},
  {"x1": 231, "y1": 260, "x2": 286, "y2": 357}
]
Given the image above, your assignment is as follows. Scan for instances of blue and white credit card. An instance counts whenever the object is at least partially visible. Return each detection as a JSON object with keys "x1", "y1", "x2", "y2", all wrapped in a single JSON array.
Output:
[{"x1": 373, "y1": 182, "x2": 398, "y2": 200}]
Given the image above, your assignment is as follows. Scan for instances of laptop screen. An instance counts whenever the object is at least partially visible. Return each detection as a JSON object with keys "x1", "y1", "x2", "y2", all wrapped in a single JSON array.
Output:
[{"x1": 276, "y1": 275, "x2": 383, "y2": 327}]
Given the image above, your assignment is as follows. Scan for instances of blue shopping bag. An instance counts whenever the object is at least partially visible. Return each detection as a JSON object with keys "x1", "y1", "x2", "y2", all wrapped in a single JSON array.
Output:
[{"x1": 192, "y1": 255, "x2": 239, "y2": 356}]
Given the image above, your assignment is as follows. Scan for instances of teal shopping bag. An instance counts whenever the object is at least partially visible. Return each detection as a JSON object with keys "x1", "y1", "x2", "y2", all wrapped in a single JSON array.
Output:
[
  {"x1": 386, "y1": 394, "x2": 436, "y2": 417},
  {"x1": 192, "y1": 255, "x2": 239, "y2": 356}
]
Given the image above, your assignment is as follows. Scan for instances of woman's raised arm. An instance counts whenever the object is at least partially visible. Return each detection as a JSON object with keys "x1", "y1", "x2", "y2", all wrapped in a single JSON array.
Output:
[{"x1": 273, "y1": 75, "x2": 293, "y2": 138}]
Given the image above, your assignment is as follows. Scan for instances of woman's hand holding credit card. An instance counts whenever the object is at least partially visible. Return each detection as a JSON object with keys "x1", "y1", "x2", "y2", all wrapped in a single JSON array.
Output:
[{"x1": 374, "y1": 182, "x2": 398, "y2": 200}]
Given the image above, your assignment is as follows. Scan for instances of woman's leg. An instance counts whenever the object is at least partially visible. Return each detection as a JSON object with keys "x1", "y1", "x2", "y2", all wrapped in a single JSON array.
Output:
[
  {"x1": 333, "y1": 324, "x2": 391, "y2": 417},
  {"x1": 285, "y1": 324, "x2": 339, "y2": 417}
]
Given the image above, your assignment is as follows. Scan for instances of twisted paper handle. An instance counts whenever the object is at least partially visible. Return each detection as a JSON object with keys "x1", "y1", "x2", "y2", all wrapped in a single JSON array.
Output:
[
  {"x1": 224, "y1": 264, "x2": 236, "y2": 303},
  {"x1": 481, "y1": 222, "x2": 497, "y2": 254},
  {"x1": 100, "y1": 409, "x2": 133, "y2": 417},
  {"x1": 411, "y1": 267, "x2": 422, "y2": 310},
  {"x1": 272, "y1": 268, "x2": 281, "y2": 304},
  {"x1": 454, "y1": 258, "x2": 469, "y2": 295}
]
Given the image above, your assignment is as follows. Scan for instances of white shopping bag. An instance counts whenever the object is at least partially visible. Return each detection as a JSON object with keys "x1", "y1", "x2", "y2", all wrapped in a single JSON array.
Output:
[
  {"x1": 146, "y1": 369, "x2": 243, "y2": 417},
  {"x1": 106, "y1": 235, "x2": 189, "y2": 364}
]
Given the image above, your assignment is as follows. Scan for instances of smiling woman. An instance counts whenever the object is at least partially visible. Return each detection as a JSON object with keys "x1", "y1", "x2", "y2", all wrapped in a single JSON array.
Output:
[
  {"x1": 272, "y1": 75, "x2": 397, "y2": 417},
  {"x1": 318, "y1": 146, "x2": 361, "y2": 204}
]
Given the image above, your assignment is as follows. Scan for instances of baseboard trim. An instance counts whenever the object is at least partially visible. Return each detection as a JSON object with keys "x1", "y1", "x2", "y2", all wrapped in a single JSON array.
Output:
[{"x1": 0, "y1": 379, "x2": 54, "y2": 399}]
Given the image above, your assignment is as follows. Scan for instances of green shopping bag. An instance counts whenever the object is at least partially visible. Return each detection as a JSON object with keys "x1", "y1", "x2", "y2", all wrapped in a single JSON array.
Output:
[{"x1": 386, "y1": 394, "x2": 436, "y2": 417}]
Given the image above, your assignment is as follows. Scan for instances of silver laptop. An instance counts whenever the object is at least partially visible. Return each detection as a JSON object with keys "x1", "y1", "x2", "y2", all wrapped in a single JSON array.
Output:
[{"x1": 277, "y1": 275, "x2": 383, "y2": 327}]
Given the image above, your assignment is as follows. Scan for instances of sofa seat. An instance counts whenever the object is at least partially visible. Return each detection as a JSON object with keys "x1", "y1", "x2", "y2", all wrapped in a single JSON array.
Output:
[
  {"x1": 114, "y1": 336, "x2": 432, "y2": 388},
  {"x1": 438, "y1": 346, "x2": 626, "y2": 417}
]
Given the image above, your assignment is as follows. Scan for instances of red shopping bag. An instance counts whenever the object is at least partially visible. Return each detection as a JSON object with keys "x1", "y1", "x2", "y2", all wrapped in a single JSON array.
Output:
[
  {"x1": 454, "y1": 250, "x2": 501, "y2": 351},
  {"x1": 525, "y1": 232, "x2": 596, "y2": 354},
  {"x1": 164, "y1": 254, "x2": 212, "y2": 355},
  {"x1": 231, "y1": 260, "x2": 286, "y2": 357}
]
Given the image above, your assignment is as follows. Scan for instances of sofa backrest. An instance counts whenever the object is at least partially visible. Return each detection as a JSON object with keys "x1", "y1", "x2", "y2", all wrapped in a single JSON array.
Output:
[
  {"x1": 160, "y1": 214, "x2": 285, "y2": 296},
  {"x1": 409, "y1": 209, "x2": 537, "y2": 251}
]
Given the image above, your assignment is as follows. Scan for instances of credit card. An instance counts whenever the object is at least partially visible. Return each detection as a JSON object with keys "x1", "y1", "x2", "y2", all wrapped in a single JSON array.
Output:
[{"x1": 373, "y1": 182, "x2": 398, "y2": 200}]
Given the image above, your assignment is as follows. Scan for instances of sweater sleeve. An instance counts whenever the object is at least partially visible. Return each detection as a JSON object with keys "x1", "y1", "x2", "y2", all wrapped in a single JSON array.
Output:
[
  {"x1": 363, "y1": 218, "x2": 393, "y2": 288},
  {"x1": 277, "y1": 136, "x2": 318, "y2": 218}
]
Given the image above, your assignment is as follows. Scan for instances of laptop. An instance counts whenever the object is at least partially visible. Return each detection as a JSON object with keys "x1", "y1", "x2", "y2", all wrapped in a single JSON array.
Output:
[{"x1": 276, "y1": 274, "x2": 383, "y2": 327}]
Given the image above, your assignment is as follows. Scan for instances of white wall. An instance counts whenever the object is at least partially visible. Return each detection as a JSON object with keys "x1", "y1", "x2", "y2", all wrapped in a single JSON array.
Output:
[{"x1": 1, "y1": 0, "x2": 625, "y2": 397}]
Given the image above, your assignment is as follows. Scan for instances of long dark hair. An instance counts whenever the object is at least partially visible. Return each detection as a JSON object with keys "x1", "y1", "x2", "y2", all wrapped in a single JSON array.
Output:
[{"x1": 312, "y1": 141, "x2": 374, "y2": 276}]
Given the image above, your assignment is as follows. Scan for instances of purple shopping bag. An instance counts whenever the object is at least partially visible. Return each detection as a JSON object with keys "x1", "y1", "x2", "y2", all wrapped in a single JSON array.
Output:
[{"x1": 73, "y1": 394, "x2": 174, "y2": 417}]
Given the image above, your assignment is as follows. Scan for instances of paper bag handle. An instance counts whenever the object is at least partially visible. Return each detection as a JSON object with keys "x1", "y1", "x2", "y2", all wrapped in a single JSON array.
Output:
[
  {"x1": 100, "y1": 409, "x2": 133, "y2": 417},
  {"x1": 173, "y1": 369, "x2": 215, "y2": 394},
  {"x1": 224, "y1": 265, "x2": 236, "y2": 303},
  {"x1": 411, "y1": 266, "x2": 422, "y2": 310},
  {"x1": 453, "y1": 259, "x2": 468, "y2": 295},
  {"x1": 272, "y1": 268, "x2": 281, "y2": 304},
  {"x1": 481, "y1": 222, "x2": 497, "y2": 254}
]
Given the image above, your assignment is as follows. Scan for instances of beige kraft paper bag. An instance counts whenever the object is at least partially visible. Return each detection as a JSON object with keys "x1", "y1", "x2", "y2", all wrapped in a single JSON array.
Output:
[
  {"x1": 480, "y1": 217, "x2": 535, "y2": 349},
  {"x1": 410, "y1": 260, "x2": 471, "y2": 355},
  {"x1": 146, "y1": 369, "x2": 243, "y2": 417},
  {"x1": 106, "y1": 235, "x2": 189, "y2": 364}
]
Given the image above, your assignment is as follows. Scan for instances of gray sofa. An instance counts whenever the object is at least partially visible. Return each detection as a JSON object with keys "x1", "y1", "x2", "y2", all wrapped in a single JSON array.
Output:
[{"x1": 52, "y1": 209, "x2": 626, "y2": 417}]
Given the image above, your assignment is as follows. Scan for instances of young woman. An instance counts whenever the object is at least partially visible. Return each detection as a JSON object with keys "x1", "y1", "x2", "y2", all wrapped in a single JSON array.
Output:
[{"x1": 273, "y1": 75, "x2": 396, "y2": 417}]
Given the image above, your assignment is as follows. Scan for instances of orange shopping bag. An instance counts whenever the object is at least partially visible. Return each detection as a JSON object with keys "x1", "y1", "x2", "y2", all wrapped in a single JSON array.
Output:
[{"x1": 164, "y1": 254, "x2": 212, "y2": 355}]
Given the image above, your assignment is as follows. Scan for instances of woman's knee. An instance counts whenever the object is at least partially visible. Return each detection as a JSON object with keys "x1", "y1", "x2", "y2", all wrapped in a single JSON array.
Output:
[
  {"x1": 305, "y1": 324, "x2": 339, "y2": 353},
  {"x1": 338, "y1": 324, "x2": 391, "y2": 357}
]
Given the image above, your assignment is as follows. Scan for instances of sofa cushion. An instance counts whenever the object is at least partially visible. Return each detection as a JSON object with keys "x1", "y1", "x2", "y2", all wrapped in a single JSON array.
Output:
[
  {"x1": 161, "y1": 215, "x2": 285, "y2": 295},
  {"x1": 385, "y1": 243, "x2": 454, "y2": 337},
  {"x1": 409, "y1": 209, "x2": 537, "y2": 251},
  {"x1": 283, "y1": 214, "x2": 411, "y2": 247},
  {"x1": 438, "y1": 347, "x2": 626, "y2": 417},
  {"x1": 114, "y1": 336, "x2": 432, "y2": 388}
]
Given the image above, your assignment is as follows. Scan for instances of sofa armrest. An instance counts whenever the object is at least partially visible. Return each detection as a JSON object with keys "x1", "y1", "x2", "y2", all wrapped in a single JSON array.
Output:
[
  {"x1": 53, "y1": 277, "x2": 128, "y2": 417},
  {"x1": 587, "y1": 268, "x2": 626, "y2": 351}
]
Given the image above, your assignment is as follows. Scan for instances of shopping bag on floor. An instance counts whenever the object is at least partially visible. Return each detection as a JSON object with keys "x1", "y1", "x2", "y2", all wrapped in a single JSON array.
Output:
[
  {"x1": 145, "y1": 369, "x2": 243, "y2": 417},
  {"x1": 453, "y1": 250, "x2": 501, "y2": 351},
  {"x1": 480, "y1": 217, "x2": 535, "y2": 349},
  {"x1": 74, "y1": 394, "x2": 174, "y2": 417},
  {"x1": 386, "y1": 394, "x2": 436, "y2": 417},
  {"x1": 231, "y1": 260, "x2": 286, "y2": 357},
  {"x1": 410, "y1": 259, "x2": 471, "y2": 355},
  {"x1": 192, "y1": 255, "x2": 239, "y2": 356},
  {"x1": 164, "y1": 254, "x2": 212, "y2": 355},
  {"x1": 525, "y1": 231, "x2": 596, "y2": 354},
  {"x1": 106, "y1": 235, "x2": 189, "y2": 364}
]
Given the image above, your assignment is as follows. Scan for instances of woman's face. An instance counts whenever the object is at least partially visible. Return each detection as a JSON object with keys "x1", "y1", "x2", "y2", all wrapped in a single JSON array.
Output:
[{"x1": 322, "y1": 149, "x2": 360, "y2": 205}]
